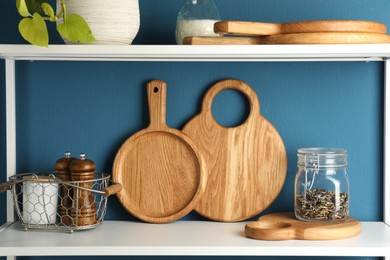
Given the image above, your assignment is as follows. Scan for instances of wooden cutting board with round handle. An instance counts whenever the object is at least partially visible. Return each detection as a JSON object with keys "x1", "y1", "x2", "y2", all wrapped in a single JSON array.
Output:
[
  {"x1": 184, "y1": 33, "x2": 390, "y2": 45},
  {"x1": 245, "y1": 212, "x2": 361, "y2": 240},
  {"x1": 214, "y1": 20, "x2": 387, "y2": 36},
  {"x1": 182, "y1": 79, "x2": 287, "y2": 222},
  {"x1": 112, "y1": 80, "x2": 206, "y2": 223}
]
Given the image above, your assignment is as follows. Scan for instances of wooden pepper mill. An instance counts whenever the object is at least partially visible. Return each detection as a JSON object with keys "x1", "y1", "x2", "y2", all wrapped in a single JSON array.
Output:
[
  {"x1": 70, "y1": 153, "x2": 97, "y2": 226},
  {"x1": 55, "y1": 151, "x2": 75, "y2": 225}
]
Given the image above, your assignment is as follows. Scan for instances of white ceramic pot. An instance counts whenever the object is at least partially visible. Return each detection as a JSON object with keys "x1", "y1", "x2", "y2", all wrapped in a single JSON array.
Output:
[{"x1": 57, "y1": 0, "x2": 140, "y2": 45}]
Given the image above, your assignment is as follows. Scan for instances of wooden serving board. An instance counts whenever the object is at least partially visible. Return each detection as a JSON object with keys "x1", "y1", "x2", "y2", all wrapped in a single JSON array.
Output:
[
  {"x1": 245, "y1": 212, "x2": 361, "y2": 240},
  {"x1": 214, "y1": 20, "x2": 387, "y2": 36},
  {"x1": 112, "y1": 80, "x2": 206, "y2": 223},
  {"x1": 182, "y1": 79, "x2": 287, "y2": 222},
  {"x1": 184, "y1": 33, "x2": 390, "y2": 45},
  {"x1": 183, "y1": 36, "x2": 263, "y2": 45},
  {"x1": 258, "y1": 32, "x2": 390, "y2": 44}
]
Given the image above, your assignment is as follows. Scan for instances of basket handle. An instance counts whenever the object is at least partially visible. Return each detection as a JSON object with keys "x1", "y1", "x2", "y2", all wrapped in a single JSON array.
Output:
[
  {"x1": 0, "y1": 181, "x2": 11, "y2": 193},
  {"x1": 102, "y1": 183, "x2": 122, "y2": 198}
]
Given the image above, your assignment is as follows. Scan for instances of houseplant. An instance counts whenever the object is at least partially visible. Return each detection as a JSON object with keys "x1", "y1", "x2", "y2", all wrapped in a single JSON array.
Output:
[{"x1": 16, "y1": 0, "x2": 96, "y2": 47}]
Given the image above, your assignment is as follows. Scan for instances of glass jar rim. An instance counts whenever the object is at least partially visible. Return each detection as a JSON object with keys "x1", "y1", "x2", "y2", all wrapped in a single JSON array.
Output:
[
  {"x1": 298, "y1": 147, "x2": 347, "y2": 155},
  {"x1": 297, "y1": 147, "x2": 348, "y2": 167}
]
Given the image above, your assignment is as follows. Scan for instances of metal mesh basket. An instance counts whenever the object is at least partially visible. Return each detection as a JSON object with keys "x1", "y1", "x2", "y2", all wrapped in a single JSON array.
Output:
[{"x1": 3, "y1": 172, "x2": 120, "y2": 233}]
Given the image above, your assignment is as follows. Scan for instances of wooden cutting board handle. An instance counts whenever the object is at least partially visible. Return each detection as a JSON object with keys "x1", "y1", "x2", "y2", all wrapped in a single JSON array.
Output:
[
  {"x1": 246, "y1": 221, "x2": 296, "y2": 240},
  {"x1": 201, "y1": 78, "x2": 260, "y2": 122},
  {"x1": 215, "y1": 21, "x2": 282, "y2": 36},
  {"x1": 183, "y1": 36, "x2": 263, "y2": 45},
  {"x1": 147, "y1": 80, "x2": 168, "y2": 130}
]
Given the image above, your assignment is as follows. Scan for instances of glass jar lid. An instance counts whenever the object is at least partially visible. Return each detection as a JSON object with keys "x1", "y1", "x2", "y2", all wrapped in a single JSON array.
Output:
[{"x1": 298, "y1": 148, "x2": 348, "y2": 168}]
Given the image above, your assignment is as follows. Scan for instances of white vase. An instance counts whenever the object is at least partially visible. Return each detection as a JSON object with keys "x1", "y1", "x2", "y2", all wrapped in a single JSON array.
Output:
[{"x1": 57, "y1": 0, "x2": 140, "y2": 45}]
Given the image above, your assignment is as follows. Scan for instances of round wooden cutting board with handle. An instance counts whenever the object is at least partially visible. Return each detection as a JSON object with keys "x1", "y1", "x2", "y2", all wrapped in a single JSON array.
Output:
[
  {"x1": 214, "y1": 20, "x2": 387, "y2": 36},
  {"x1": 183, "y1": 33, "x2": 390, "y2": 45},
  {"x1": 245, "y1": 212, "x2": 361, "y2": 240},
  {"x1": 112, "y1": 80, "x2": 206, "y2": 223},
  {"x1": 182, "y1": 79, "x2": 287, "y2": 222}
]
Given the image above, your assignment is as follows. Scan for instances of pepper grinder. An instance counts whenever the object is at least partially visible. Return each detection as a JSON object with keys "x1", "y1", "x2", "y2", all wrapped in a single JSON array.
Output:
[
  {"x1": 55, "y1": 151, "x2": 75, "y2": 225},
  {"x1": 70, "y1": 153, "x2": 97, "y2": 226}
]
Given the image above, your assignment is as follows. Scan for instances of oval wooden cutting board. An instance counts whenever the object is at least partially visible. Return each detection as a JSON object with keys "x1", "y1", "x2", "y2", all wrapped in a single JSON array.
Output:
[
  {"x1": 182, "y1": 79, "x2": 287, "y2": 222},
  {"x1": 245, "y1": 212, "x2": 361, "y2": 240},
  {"x1": 112, "y1": 80, "x2": 206, "y2": 223}
]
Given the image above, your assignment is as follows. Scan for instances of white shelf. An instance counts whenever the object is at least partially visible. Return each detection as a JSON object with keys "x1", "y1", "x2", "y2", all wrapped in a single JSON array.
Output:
[
  {"x1": 1, "y1": 44, "x2": 390, "y2": 258},
  {"x1": 0, "y1": 220, "x2": 389, "y2": 257},
  {"x1": 1, "y1": 44, "x2": 390, "y2": 62}
]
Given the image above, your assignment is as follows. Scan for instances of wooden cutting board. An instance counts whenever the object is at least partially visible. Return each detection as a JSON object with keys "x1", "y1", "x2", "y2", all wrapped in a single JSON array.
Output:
[
  {"x1": 112, "y1": 80, "x2": 207, "y2": 223},
  {"x1": 258, "y1": 32, "x2": 390, "y2": 44},
  {"x1": 182, "y1": 79, "x2": 287, "y2": 222},
  {"x1": 183, "y1": 36, "x2": 263, "y2": 45},
  {"x1": 184, "y1": 33, "x2": 390, "y2": 45},
  {"x1": 214, "y1": 20, "x2": 387, "y2": 36},
  {"x1": 245, "y1": 212, "x2": 361, "y2": 240}
]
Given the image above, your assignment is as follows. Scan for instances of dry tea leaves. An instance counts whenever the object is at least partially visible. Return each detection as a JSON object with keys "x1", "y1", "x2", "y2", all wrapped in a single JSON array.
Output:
[{"x1": 296, "y1": 189, "x2": 349, "y2": 221}]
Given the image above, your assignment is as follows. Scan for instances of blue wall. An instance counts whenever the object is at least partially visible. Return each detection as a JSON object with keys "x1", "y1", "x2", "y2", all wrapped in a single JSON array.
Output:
[{"x1": 0, "y1": 0, "x2": 388, "y2": 260}]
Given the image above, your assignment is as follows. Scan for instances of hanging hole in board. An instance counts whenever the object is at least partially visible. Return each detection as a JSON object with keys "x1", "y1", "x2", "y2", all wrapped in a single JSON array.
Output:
[
  {"x1": 212, "y1": 89, "x2": 250, "y2": 128},
  {"x1": 154, "y1": 87, "x2": 159, "y2": 93}
]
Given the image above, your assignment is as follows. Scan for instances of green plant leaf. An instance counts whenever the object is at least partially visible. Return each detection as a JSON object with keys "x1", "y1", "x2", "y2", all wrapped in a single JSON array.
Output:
[
  {"x1": 16, "y1": 0, "x2": 31, "y2": 17},
  {"x1": 41, "y1": 2, "x2": 56, "y2": 21},
  {"x1": 18, "y1": 13, "x2": 49, "y2": 47},
  {"x1": 25, "y1": 0, "x2": 46, "y2": 15},
  {"x1": 57, "y1": 14, "x2": 96, "y2": 43}
]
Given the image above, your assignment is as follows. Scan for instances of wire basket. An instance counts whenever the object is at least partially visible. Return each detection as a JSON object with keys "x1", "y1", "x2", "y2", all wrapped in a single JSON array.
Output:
[{"x1": 2, "y1": 172, "x2": 121, "y2": 233}]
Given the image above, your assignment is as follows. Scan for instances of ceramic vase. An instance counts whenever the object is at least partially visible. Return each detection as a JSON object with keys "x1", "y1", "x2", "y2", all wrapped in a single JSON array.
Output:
[{"x1": 57, "y1": 0, "x2": 140, "y2": 45}]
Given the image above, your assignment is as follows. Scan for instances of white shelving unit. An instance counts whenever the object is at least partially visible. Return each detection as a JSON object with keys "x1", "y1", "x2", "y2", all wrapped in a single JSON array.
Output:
[
  {"x1": 1, "y1": 44, "x2": 390, "y2": 258},
  {"x1": 0, "y1": 221, "x2": 389, "y2": 257}
]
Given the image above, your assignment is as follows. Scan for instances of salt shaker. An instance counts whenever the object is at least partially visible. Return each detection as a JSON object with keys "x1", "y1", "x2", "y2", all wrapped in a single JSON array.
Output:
[
  {"x1": 175, "y1": 0, "x2": 221, "y2": 44},
  {"x1": 70, "y1": 153, "x2": 97, "y2": 226},
  {"x1": 295, "y1": 148, "x2": 350, "y2": 222},
  {"x1": 55, "y1": 151, "x2": 75, "y2": 225}
]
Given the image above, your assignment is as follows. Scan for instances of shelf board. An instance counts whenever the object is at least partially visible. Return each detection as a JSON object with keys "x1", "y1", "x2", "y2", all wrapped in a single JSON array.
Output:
[
  {"x1": 1, "y1": 220, "x2": 390, "y2": 257},
  {"x1": 1, "y1": 44, "x2": 390, "y2": 62}
]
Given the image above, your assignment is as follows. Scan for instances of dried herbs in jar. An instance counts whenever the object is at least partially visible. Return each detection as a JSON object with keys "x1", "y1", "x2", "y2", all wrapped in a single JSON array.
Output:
[
  {"x1": 296, "y1": 189, "x2": 349, "y2": 221},
  {"x1": 294, "y1": 148, "x2": 350, "y2": 222}
]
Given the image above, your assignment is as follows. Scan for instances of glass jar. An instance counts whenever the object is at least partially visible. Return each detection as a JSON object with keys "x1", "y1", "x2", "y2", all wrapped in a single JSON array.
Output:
[
  {"x1": 175, "y1": 0, "x2": 221, "y2": 44},
  {"x1": 294, "y1": 148, "x2": 350, "y2": 222}
]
